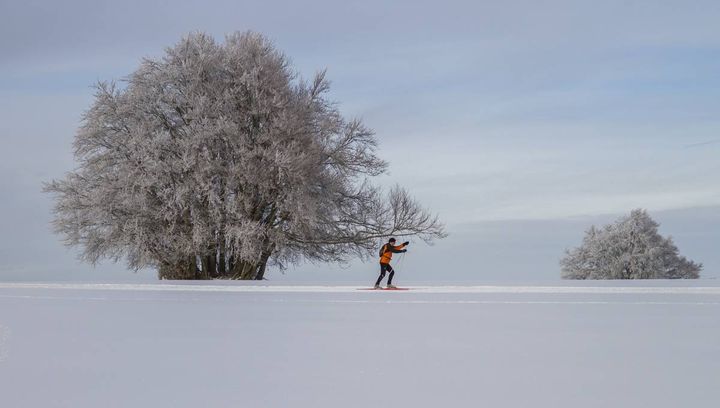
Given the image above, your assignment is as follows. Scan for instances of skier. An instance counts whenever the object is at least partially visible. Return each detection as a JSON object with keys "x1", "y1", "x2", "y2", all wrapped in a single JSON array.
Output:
[{"x1": 375, "y1": 238, "x2": 409, "y2": 289}]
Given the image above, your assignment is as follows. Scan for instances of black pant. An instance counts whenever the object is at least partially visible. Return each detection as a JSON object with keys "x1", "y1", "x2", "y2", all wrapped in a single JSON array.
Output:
[{"x1": 375, "y1": 263, "x2": 394, "y2": 286}]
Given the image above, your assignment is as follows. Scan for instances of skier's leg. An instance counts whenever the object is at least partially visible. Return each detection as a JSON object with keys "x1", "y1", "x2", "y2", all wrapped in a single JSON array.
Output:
[
  {"x1": 375, "y1": 264, "x2": 387, "y2": 286},
  {"x1": 386, "y1": 265, "x2": 395, "y2": 285}
]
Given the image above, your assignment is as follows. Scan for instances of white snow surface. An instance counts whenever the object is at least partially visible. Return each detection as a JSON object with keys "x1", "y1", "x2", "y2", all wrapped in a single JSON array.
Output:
[{"x1": 1, "y1": 281, "x2": 719, "y2": 407}]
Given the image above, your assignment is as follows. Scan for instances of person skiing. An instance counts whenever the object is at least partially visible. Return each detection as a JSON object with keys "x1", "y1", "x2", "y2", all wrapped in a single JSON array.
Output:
[{"x1": 375, "y1": 238, "x2": 409, "y2": 289}]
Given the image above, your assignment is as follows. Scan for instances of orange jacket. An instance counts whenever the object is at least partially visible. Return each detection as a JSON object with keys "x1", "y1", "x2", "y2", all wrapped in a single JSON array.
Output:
[{"x1": 379, "y1": 243, "x2": 407, "y2": 265}]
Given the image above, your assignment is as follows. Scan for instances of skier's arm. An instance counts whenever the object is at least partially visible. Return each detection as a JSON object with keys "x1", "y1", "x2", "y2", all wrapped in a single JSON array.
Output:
[{"x1": 390, "y1": 244, "x2": 407, "y2": 253}]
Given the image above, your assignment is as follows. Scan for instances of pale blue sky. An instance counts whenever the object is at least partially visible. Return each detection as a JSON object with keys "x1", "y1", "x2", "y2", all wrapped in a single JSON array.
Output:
[{"x1": 0, "y1": 0, "x2": 718, "y2": 282}]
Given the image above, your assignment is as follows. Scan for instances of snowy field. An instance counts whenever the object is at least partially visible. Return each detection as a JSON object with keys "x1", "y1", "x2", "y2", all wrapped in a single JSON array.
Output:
[{"x1": 1, "y1": 282, "x2": 720, "y2": 408}]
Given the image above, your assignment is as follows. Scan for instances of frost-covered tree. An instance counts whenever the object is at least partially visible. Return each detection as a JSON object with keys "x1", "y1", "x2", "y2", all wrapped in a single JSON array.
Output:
[
  {"x1": 561, "y1": 209, "x2": 701, "y2": 279},
  {"x1": 44, "y1": 31, "x2": 446, "y2": 280}
]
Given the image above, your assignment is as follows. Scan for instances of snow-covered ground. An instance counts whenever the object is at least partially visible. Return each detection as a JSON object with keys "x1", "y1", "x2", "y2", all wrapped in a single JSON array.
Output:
[{"x1": 1, "y1": 282, "x2": 719, "y2": 407}]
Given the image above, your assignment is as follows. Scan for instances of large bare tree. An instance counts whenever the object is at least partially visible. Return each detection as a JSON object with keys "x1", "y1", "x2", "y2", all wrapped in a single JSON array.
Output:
[{"x1": 44, "y1": 31, "x2": 446, "y2": 280}]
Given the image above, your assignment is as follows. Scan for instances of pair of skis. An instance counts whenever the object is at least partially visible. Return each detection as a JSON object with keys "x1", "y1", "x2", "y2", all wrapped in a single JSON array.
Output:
[{"x1": 358, "y1": 287, "x2": 410, "y2": 291}]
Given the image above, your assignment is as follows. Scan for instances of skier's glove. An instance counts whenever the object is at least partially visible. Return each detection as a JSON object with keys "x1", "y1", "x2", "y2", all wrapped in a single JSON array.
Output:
[
  {"x1": 401, "y1": 249, "x2": 407, "y2": 253},
  {"x1": 403, "y1": 241, "x2": 410, "y2": 246}
]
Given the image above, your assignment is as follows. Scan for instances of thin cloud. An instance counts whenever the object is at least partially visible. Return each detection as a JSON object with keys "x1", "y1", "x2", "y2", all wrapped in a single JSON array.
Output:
[{"x1": 685, "y1": 139, "x2": 720, "y2": 148}]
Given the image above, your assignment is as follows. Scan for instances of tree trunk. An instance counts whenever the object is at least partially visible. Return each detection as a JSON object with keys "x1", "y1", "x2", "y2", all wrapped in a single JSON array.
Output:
[
  {"x1": 188, "y1": 256, "x2": 200, "y2": 279},
  {"x1": 255, "y1": 263, "x2": 267, "y2": 280},
  {"x1": 201, "y1": 256, "x2": 210, "y2": 279},
  {"x1": 231, "y1": 260, "x2": 256, "y2": 280},
  {"x1": 254, "y1": 250, "x2": 272, "y2": 280},
  {"x1": 228, "y1": 258, "x2": 269, "y2": 280},
  {"x1": 218, "y1": 250, "x2": 226, "y2": 276},
  {"x1": 158, "y1": 256, "x2": 202, "y2": 280},
  {"x1": 203, "y1": 253, "x2": 217, "y2": 278}
]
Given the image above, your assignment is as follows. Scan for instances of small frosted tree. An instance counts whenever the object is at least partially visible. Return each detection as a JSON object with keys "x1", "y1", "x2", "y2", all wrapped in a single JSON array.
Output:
[
  {"x1": 44, "y1": 31, "x2": 446, "y2": 280},
  {"x1": 561, "y1": 209, "x2": 701, "y2": 279}
]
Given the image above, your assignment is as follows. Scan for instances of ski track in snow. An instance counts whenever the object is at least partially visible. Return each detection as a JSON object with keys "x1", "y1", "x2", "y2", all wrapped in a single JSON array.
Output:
[
  {"x1": 2, "y1": 283, "x2": 720, "y2": 306},
  {"x1": 0, "y1": 324, "x2": 9, "y2": 362},
  {"x1": 1, "y1": 294, "x2": 719, "y2": 305},
  {"x1": 2, "y1": 282, "x2": 720, "y2": 295}
]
